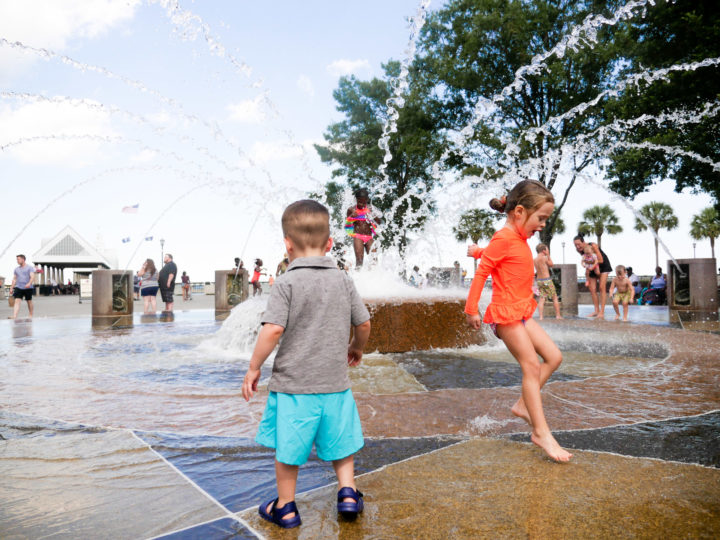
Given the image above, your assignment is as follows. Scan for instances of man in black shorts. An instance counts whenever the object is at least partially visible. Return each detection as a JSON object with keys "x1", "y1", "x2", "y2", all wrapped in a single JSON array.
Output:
[
  {"x1": 10, "y1": 254, "x2": 36, "y2": 319},
  {"x1": 159, "y1": 254, "x2": 177, "y2": 313}
]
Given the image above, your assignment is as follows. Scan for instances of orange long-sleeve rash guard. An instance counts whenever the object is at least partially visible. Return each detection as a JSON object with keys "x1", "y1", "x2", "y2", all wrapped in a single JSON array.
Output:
[{"x1": 464, "y1": 226, "x2": 537, "y2": 324}]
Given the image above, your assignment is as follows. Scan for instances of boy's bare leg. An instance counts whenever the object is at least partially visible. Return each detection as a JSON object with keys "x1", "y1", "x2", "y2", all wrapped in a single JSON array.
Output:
[
  {"x1": 622, "y1": 300, "x2": 629, "y2": 321},
  {"x1": 613, "y1": 299, "x2": 621, "y2": 320},
  {"x1": 552, "y1": 295, "x2": 562, "y2": 319},
  {"x1": 270, "y1": 460, "x2": 299, "y2": 519},
  {"x1": 332, "y1": 455, "x2": 359, "y2": 503},
  {"x1": 537, "y1": 296, "x2": 545, "y2": 320},
  {"x1": 499, "y1": 322, "x2": 571, "y2": 462}
]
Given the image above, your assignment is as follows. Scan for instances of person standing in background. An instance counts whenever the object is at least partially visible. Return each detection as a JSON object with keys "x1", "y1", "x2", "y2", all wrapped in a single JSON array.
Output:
[{"x1": 159, "y1": 254, "x2": 177, "y2": 312}]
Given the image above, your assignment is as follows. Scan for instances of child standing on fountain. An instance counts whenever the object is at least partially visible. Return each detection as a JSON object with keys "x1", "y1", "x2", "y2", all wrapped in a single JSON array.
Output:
[
  {"x1": 465, "y1": 180, "x2": 572, "y2": 462},
  {"x1": 242, "y1": 199, "x2": 372, "y2": 529}
]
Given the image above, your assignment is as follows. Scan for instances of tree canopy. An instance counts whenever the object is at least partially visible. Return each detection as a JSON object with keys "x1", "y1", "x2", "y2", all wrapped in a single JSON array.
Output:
[
  {"x1": 634, "y1": 201, "x2": 679, "y2": 268},
  {"x1": 604, "y1": 0, "x2": 720, "y2": 210},
  {"x1": 689, "y1": 207, "x2": 720, "y2": 259},
  {"x1": 577, "y1": 204, "x2": 623, "y2": 249},
  {"x1": 314, "y1": 61, "x2": 447, "y2": 254}
]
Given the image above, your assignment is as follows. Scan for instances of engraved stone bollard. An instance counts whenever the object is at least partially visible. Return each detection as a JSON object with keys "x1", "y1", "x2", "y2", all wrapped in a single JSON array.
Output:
[{"x1": 91, "y1": 270, "x2": 134, "y2": 327}]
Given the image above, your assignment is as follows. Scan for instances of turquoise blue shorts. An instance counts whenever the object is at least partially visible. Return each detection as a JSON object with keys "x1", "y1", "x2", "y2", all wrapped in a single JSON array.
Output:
[{"x1": 255, "y1": 389, "x2": 364, "y2": 466}]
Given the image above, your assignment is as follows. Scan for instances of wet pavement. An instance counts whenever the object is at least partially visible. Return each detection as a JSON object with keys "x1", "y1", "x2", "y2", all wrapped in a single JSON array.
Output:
[{"x1": 1, "y1": 308, "x2": 719, "y2": 538}]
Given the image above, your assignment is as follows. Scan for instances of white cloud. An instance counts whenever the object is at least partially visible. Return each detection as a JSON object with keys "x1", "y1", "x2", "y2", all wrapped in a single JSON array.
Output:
[
  {"x1": 296, "y1": 75, "x2": 315, "y2": 97},
  {"x1": 0, "y1": 100, "x2": 114, "y2": 166},
  {"x1": 0, "y1": 0, "x2": 140, "y2": 82},
  {"x1": 326, "y1": 59, "x2": 371, "y2": 77},
  {"x1": 226, "y1": 95, "x2": 266, "y2": 124},
  {"x1": 131, "y1": 149, "x2": 158, "y2": 163},
  {"x1": 251, "y1": 140, "x2": 303, "y2": 163},
  {"x1": 0, "y1": 0, "x2": 139, "y2": 48}
]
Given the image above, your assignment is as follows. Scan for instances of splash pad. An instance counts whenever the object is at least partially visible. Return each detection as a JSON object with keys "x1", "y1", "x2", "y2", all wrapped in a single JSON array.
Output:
[{"x1": 1, "y1": 301, "x2": 719, "y2": 538}]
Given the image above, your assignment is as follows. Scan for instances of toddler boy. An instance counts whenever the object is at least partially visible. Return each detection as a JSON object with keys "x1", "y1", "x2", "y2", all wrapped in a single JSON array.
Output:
[
  {"x1": 242, "y1": 199, "x2": 371, "y2": 529},
  {"x1": 533, "y1": 243, "x2": 562, "y2": 320},
  {"x1": 610, "y1": 264, "x2": 634, "y2": 321}
]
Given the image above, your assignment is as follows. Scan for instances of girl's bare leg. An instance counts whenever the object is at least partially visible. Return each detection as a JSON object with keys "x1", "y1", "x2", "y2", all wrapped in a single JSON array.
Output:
[
  {"x1": 353, "y1": 237, "x2": 365, "y2": 268},
  {"x1": 509, "y1": 318, "x2": 563, "y2": 426},
  {"x1": 498, "y1": 321, "x2": 572, "y2": 462},
  {"x1": 587, "y1": 276, "x2": 599, "y2": 317}
]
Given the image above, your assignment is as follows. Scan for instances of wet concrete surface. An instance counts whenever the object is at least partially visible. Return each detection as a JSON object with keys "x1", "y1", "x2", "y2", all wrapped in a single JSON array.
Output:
[
  {"x1": 526, "y1": 411, "x2": 720, "y2": 468},
  {"x1": 2, "y1": 312, "x2": 720, "y2": 538},
  {"x1": 240, "y1": 438, "x2": 720, "y2": 539},
  {"x1": 392, "y1": 350, "x2": 582, "y2": 390}
]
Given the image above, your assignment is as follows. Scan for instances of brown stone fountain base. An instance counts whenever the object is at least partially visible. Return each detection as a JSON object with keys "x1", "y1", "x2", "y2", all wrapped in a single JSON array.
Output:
[{"x1": 362, "y1": 296, "x2": 484, "y2": 353}]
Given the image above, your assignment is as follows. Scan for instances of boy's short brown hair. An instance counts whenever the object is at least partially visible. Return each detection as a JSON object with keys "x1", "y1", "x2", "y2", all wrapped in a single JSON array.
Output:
[
  {"x1": 282, "y1": 200, "x2": 330, "y2": 250},
  {"x1": 535, "y1": 243, "x2": 548, "y2": 253},
  {"x1": 615, "y1": 264, "x2": 626, "y2": 274}
]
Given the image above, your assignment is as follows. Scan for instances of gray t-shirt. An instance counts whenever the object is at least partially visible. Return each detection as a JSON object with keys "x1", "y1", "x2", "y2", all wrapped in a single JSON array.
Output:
[
  {"x1": 14, "y1": 264, "x2": 35, "y2": 289},
  {"x1": 261, "y1": 256, "x2": 370, "y2": 394}
]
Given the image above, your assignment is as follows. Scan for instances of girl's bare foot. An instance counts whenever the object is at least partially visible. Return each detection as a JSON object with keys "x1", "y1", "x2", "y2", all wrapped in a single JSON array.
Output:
[
  {"x1": 531, "y1": 431, "x2": 573, "y2": 462},
  {"x1": 555, "y1": 315, "x2": 563, "y2": 319},
  {"x1": 597, "y1": 314, "x2": 604, "y2": 320},
  {"x1": 588, "y1": 312, "x2": 599, "y2": 318},
  {"x1": 614, "y1": 314, "x2": 620, "y2": 321},
  {"x1": 511, "y1": 399, "x2": 532, "y2": 426}
]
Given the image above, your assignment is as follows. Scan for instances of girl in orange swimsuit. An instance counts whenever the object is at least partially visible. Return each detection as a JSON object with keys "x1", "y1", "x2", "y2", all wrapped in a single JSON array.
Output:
[{"x1": 465, "y1": 180, "x2": 572, "y2": 463}]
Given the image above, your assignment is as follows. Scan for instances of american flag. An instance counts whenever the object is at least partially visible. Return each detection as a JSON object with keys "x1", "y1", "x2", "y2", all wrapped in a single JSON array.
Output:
[
  {"x1": 121, "y1": 237, "x2": 131, "y2": 243},
  {"x1": 121, "y1": 204, "x2": 139, "y2": 214},
  {"x1": 145, "y1": 236, "x2": 154, "y2": 241}
]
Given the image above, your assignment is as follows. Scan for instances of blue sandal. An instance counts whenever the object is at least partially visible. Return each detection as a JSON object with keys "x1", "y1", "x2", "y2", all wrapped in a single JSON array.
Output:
[
  {"x1": 258, "y1": 497, "x2": 301, "y2": 529},
  {"x1": 337, "y1": 487, "x2": 363, "y2": 519}
]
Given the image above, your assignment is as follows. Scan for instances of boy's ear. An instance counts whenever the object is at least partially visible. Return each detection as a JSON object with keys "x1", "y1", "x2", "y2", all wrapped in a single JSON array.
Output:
[
  {"x1": 284, "y1": 237, "x2": 294, "y2": 255},
  {"x1": 325, "y1": 237, "x2": 333, "y2": 253}
]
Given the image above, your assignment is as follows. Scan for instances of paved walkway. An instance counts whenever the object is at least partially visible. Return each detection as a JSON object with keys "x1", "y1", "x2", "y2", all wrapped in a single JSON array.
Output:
[{"x1": 0, "y1": 292, "x2": 216, "y2": 319}]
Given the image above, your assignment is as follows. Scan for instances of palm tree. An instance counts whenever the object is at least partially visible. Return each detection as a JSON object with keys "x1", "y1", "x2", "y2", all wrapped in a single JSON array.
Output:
[
  {"x1": 578, "y1": 205, "x2": 623, "y2": 250},
  {"x1": 453, "y1": 209, "x2": 500, "y2": 270},
  {"x1": 634, "y1": 202, "x2": 679, "y2": 268},
  {"x1": 690, "y1": 207, "x2": 720, "y2": 259}
]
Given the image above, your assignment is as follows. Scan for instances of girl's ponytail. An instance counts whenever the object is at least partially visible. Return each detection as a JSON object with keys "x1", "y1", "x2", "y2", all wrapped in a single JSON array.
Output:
[{"x1": 489, "y1": 195, "x2": 507, "y2": 213}]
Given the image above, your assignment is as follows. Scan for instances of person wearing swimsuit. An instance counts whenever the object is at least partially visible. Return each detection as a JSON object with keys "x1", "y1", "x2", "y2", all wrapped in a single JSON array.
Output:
[
  {"x1": 345, "y1": 188, "x2": 380, "y2": 268},
  {"x1": 573, "y1": 234, "x2": 612, "y2": 319},
  {"x1": 465, "y1": 180, "x2": 572, "y2": 463}
]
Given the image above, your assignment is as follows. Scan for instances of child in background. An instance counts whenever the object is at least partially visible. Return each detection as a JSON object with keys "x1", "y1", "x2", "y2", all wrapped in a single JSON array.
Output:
[
  {"x1": 242, "y1": 200, "x2": 372, "y2": 528},
  {"x1": 534, "y1": 243, "x2": 563, "y2": 320},
  {"x1": 465, "y1": 180, "x2": 572, "y2": 462},
  {"x1": 251, "y1": 259, "x2": 265, "y2": 297},
  {"x1": 581, "y1": 245, "x2": 599, "y2": 277},
  {"x1": 610, "y1": 265, "x2": 634, "y2": 321}
]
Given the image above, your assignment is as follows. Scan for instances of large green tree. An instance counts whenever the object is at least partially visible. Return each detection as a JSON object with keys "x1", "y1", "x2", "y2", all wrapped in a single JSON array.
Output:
[
  {"x1": 604, "y1": 0, "x2": 720, "y2": 209},
  {"x1": 578, "y1": 204, "x2": 623, "y2": 249},
  {"x1": 690, "y1": 207, "x2": 720, "y2": 259},
  {"x1": 314, "y1": 61, "x2": 447, "y2": 255},
  {"x1": 416, "y1": 0, "x2": 620, "y2": 246},
  {"x1": 634, "y1": 202, "x2": 679, "y2": 268}
]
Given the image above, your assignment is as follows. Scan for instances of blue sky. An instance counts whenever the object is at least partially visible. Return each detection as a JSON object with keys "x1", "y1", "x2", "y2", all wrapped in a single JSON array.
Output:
[{"x1": 0, "y1": 0, "x2": 715, "y2": 283}]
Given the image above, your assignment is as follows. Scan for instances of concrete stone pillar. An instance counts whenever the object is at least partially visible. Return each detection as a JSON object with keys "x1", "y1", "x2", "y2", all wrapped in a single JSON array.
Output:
[
  {"x1": 540, "y1": 264, "x2": 578, "y2": 318},
  {"x1": 91, "y1": 270, "x2": 134, "y2": 326},
  {"x1": 667, "y1": 258, "x2": 718, "y2": 322},
  {"x1": 215, "y1": 269, "x2": 249, "y2": 318}
]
